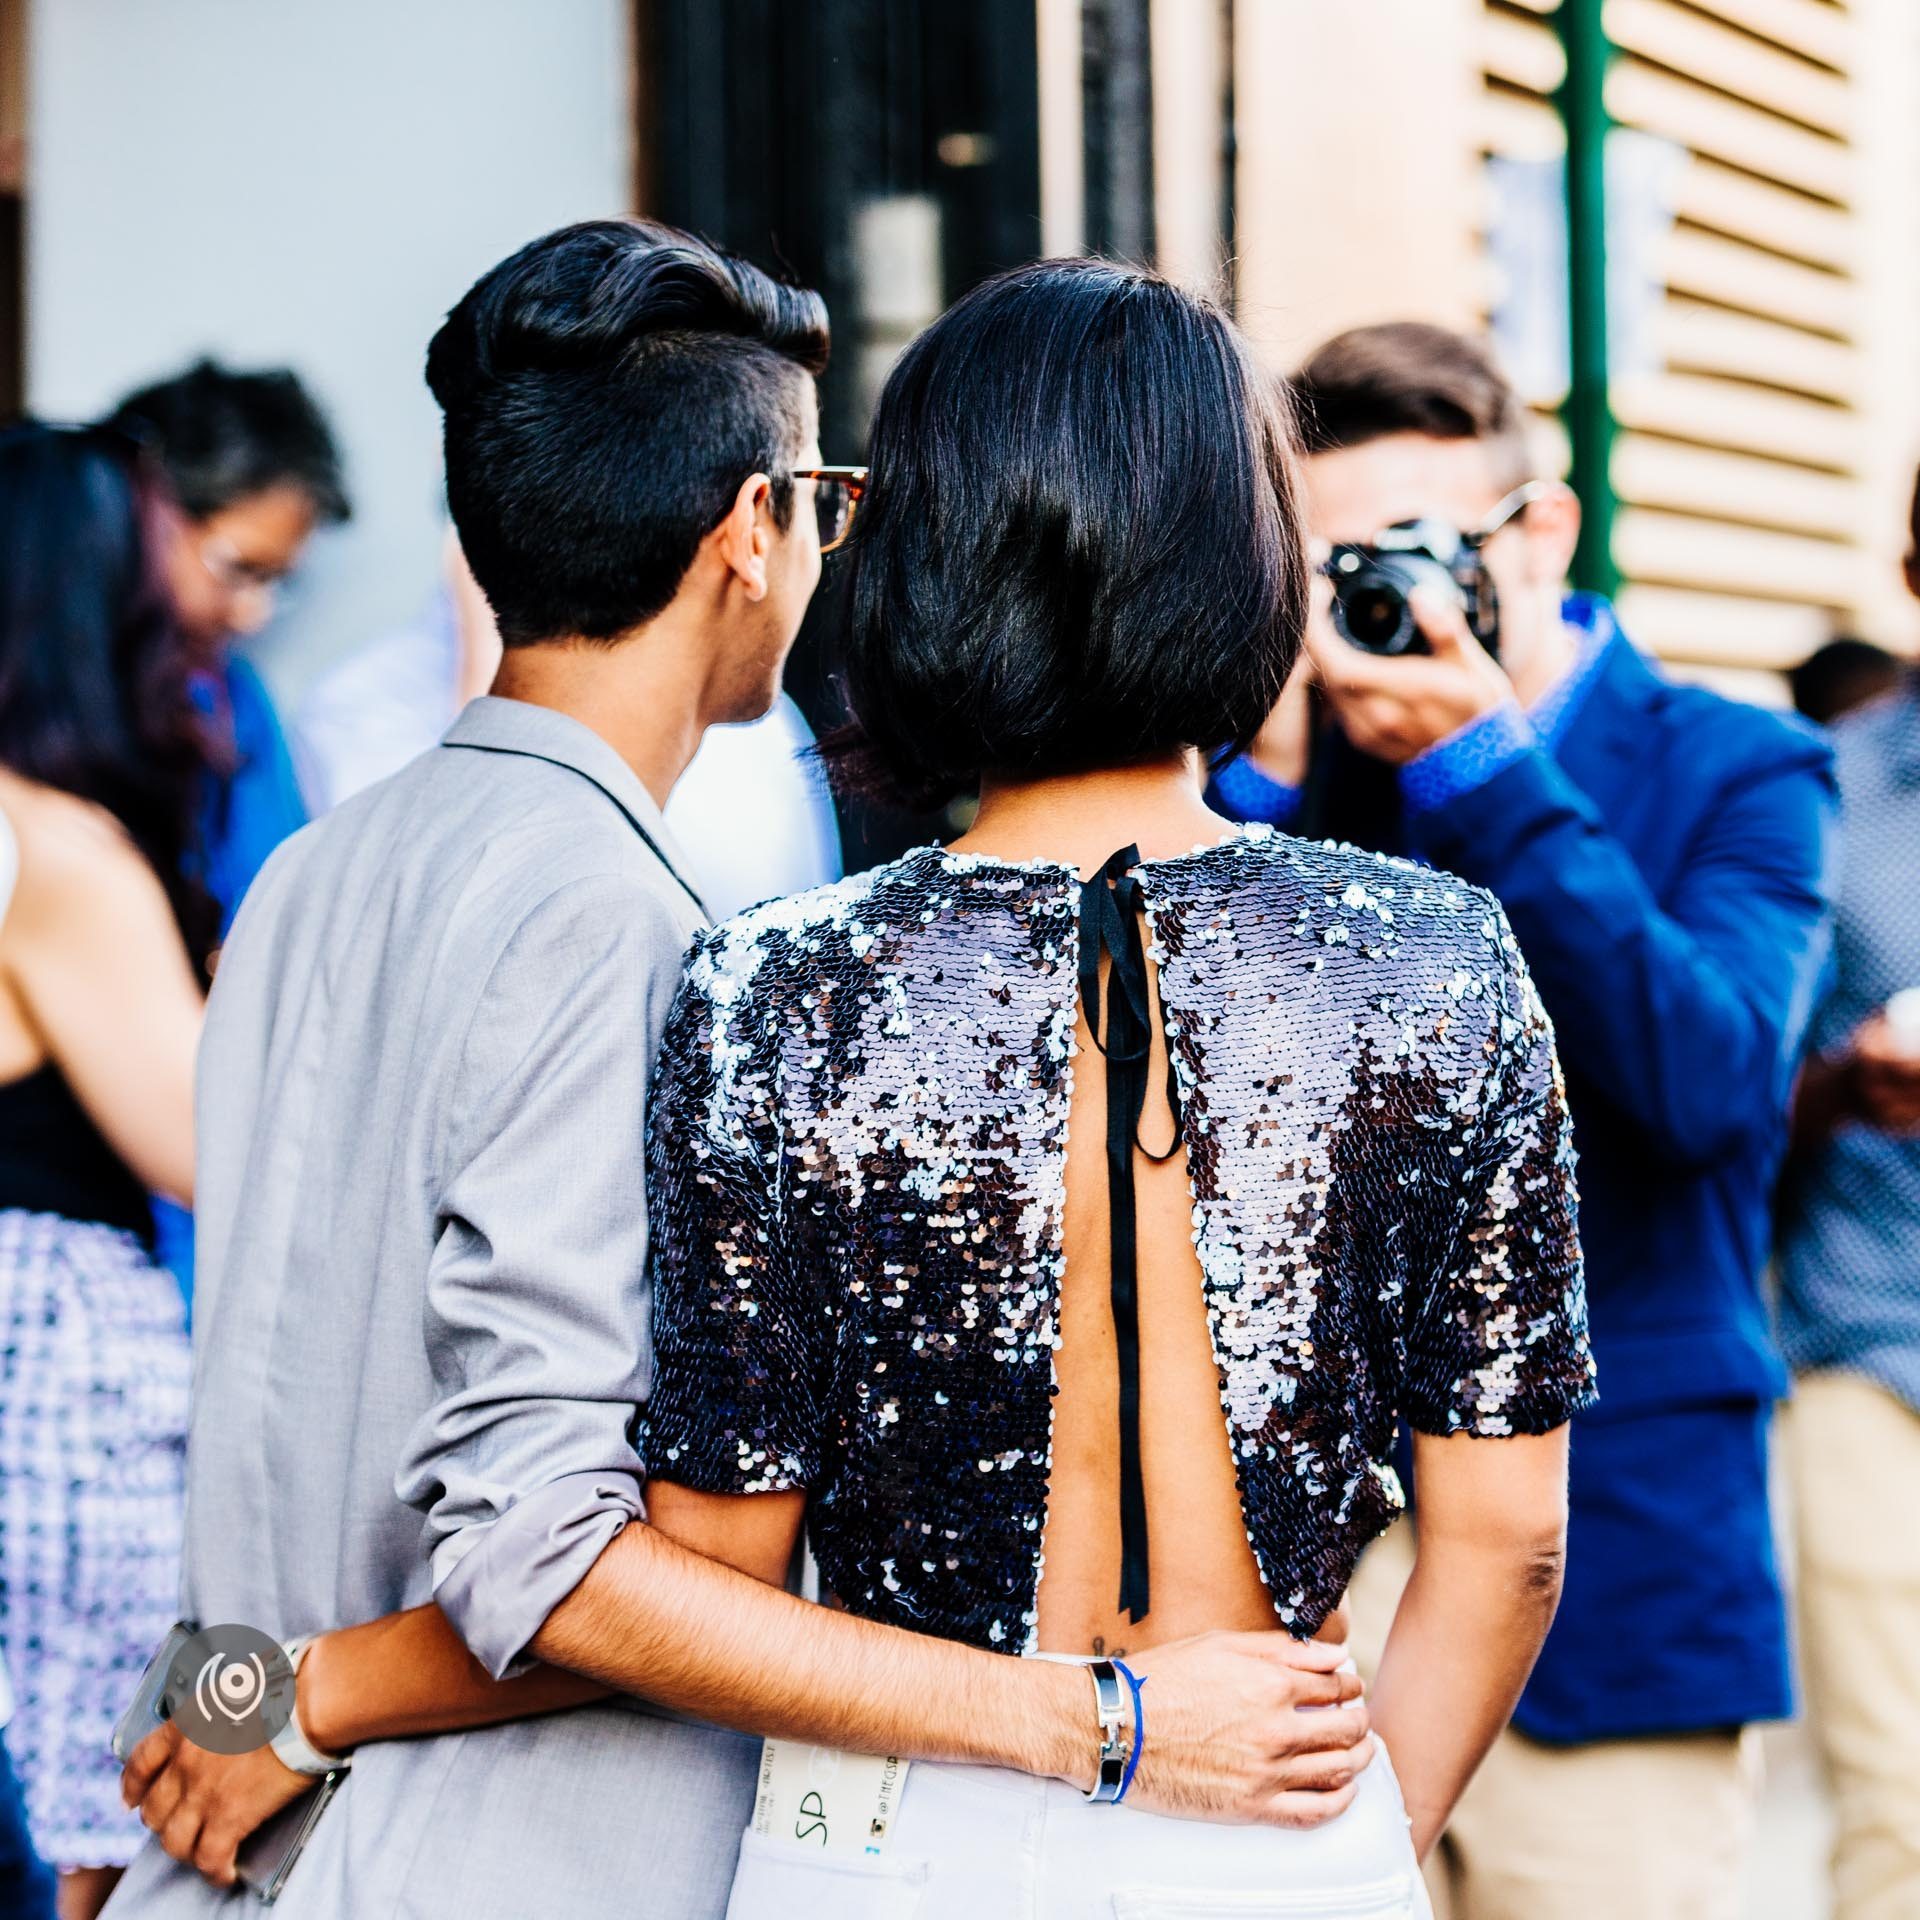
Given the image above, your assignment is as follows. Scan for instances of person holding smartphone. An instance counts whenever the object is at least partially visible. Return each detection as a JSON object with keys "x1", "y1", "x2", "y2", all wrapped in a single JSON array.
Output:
[{"x1": 1776, "y1": 488, "x2": 1920, "y2": 1920}]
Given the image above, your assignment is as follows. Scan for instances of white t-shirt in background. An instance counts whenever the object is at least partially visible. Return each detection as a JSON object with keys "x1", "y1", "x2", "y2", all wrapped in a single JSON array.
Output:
[{"x1": 295, "y1": 590, "x2": 843, "y2": 917}]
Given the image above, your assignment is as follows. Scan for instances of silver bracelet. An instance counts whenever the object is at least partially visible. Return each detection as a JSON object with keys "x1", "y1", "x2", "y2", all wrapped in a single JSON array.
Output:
[
  {"x1": 1083, "y1": 1659, "x2": 1128, "y2": 1803},
  {"x1": 270, "y1": 1635, "x2": 352, "y2": 1777}
]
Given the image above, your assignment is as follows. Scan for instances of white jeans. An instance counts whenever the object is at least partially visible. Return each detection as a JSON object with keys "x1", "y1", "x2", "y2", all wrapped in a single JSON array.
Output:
[{"x1": 726, "y1": 1741, "x2": 1428, "y2": 1920}]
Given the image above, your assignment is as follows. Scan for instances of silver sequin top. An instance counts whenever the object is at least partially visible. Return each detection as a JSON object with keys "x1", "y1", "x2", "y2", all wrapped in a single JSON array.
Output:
[{"x1": 644, "y1": 826, "x2": 1594, "y2": 1651}]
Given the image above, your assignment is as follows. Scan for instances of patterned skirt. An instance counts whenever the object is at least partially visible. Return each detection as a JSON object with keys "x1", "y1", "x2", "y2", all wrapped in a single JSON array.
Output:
[{"x1": 0, "y1": 1209, "x2": 189, "y2": 1868}]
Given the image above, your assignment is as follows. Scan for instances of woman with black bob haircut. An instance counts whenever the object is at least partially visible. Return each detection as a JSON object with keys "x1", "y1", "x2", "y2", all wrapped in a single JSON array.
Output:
[
  {"x1": 0, "y1": 423, "x2": 210, "y2": 1914},
  {"x1": 831, "y1": 255, "x2": 1303, "y2": 807},
  {"x1": 637, "y1": 259, "x2": 1594, "y2": 1912}
]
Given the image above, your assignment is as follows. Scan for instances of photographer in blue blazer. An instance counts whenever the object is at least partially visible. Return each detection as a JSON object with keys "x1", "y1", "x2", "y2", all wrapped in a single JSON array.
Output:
[{"x1": 1213, "y1": 323, "x2": 1836, "y2": 1919}]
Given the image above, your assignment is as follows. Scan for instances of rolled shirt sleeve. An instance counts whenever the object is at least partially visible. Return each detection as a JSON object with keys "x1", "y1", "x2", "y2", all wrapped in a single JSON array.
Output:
[
  {"x1": 396, "y1": 875, "x2": 695, "y2": 1678},
  {"x1": 432, "y1": 1470, "x2": 643, "y2": 1677}
]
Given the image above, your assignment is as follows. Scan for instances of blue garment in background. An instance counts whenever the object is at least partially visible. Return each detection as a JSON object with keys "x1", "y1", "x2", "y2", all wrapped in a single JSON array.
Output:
[
  {"x1": 0, "y1": 1733, "x2": 56, "y2": 1920},
  {"x1": 1208, "y1": 741, "x2": 1305, "y2": 828},
  {"x1": 1777, "y1": 676, "x2": 1920, "y2": 1413},
  {"x1": 1399, "y1": 593, "x2": 1613, "y2": 814},
  {"x1": 1213, "y1": 602, "x2": 1838, "y2": 1744},
  {"x1": 196, "y1": 653, "x2": 310, "y2": 935},
  {"x1": 156, "y1": 654, "x2": 310, "y2": 1302}
]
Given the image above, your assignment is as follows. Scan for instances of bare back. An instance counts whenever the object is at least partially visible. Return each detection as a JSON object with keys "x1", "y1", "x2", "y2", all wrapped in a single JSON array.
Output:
[{"x1": 1038, "y1": 948, "x2": 1282, "y2": 1655}]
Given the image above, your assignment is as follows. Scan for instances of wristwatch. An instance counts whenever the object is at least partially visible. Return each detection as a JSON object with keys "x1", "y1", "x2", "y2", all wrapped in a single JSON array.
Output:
[
  {"x1": 1082, "y1": 1659, "x2": 1128, "y2": 1803},
  {"x1": 270, "y1": 1636, "x2": 352, "y2": 1777}
]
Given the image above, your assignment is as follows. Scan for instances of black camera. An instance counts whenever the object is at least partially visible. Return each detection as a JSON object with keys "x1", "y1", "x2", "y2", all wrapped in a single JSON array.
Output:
[{"x1": 1323, "y1": 519, "x2": 1501, "y2": 659}]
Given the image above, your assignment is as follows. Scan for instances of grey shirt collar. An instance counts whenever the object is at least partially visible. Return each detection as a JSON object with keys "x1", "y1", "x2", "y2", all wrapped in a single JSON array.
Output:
[{"x1": 442, "y1": 695, "x2": 709, "y2": 920}]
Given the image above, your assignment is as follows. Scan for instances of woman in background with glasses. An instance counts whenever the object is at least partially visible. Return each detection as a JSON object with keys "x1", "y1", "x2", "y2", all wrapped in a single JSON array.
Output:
[
  {"x1": 106, "y1": 360, "x2": 348, "y2": 933},
  {"x1": 104, "y1": 362, "x2": 348, "y2": 1307},
  {"x1": 0, "y1": 423, "x2": 213, "y2": 1918}
]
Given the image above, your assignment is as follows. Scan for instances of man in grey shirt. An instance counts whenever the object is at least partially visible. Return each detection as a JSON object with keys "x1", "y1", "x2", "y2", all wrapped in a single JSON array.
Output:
[{"x1": 111, "y1": 222, "x2": 1371, "y2": 1918}]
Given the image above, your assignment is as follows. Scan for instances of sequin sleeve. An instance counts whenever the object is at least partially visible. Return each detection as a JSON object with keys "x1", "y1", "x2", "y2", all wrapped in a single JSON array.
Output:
[
  {"x1": 641, "y1": 934, "x2": 826, "y2": 1494},
  {"x1": 1404, "y1": 913, "x2": 1595, "y2": 1436}
]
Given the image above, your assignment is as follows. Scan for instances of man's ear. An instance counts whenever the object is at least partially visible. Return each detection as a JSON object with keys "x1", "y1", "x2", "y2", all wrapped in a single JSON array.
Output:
[
  {"x1": 1524, "y1": 481, "x2": 1582, "y2": 585},
  {"x1": 714, "y1": 473, "x2": 774, "y2": 603}
]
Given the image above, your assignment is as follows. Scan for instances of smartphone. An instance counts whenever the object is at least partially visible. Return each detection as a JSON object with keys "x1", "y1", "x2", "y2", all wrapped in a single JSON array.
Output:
[
  {"x1": 1885, "y1": 985, "x2": 1920, "y2": 1052},
  {"x1": 114, "y1": 1618, "x2": 342, "y2": 1904},
  {"x1": 112, "y1": 1618, "x2": 200, "y2": 1763},
  {"x1": 236, "y1": 1771, "x2": 344, "y2": 1905}
]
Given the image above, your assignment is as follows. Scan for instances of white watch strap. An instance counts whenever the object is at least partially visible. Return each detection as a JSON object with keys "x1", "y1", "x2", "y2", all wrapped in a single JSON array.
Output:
[{"x1": 270, "y1": 1635, "x2": 350, "y2": 1776}]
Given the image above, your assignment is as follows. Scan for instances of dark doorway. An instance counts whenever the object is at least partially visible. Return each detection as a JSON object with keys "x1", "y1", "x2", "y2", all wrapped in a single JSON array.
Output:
[
  {"x1": 640, "y1": 0, "x2": 1043, "y2": 865},
  {"x1": 1, "y1": 0, "x2": 21, "y2": 418},
  {"x1": 644, "y1": 0, "x2": 1040, "y2": 461},
  {"x1": 0, "y1": 195, "x2": 20, "y2": 419}
]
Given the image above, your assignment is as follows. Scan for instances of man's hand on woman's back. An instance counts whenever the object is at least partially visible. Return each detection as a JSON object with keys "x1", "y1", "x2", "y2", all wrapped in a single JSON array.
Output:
[{"x1": 1109, "y1": 1631, "x2": 1372, "y2": 1827}]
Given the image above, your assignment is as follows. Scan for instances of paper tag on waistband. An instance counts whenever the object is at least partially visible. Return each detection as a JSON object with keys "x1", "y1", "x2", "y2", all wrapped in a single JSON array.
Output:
[{"x1": 751, "y1": 1739, "x2": 910, "y2": 1856}]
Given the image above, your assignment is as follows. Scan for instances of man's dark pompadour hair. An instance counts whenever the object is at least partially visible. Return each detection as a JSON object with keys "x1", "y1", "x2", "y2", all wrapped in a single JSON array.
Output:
[
  {"x1": 1290, "y1": 322, "x2": 1534, "y2": 491},
  {"x1": 426, "y1": 219, "x2": 829, "y2": 647}
]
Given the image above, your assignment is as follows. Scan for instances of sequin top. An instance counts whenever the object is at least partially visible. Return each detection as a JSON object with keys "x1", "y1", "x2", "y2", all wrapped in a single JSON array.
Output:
[{"x1": 643, "y1": 827, "x2": 1594, "y2": 1652}]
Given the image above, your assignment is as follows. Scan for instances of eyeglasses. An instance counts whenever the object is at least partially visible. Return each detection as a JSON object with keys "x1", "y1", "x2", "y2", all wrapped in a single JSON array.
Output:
[
  {"x1": 1364, "y1": 481, "x2": 1551, "y2": 569},
  {"x1": 197, "y1": 531, "x2": 286, "y2": 608},
  {"x1": 1466, "y1": 481, "x2": 1548, "y2": 549},
  {"x1": 791, "y1": 466, "x2": 868, "y2": 553}
]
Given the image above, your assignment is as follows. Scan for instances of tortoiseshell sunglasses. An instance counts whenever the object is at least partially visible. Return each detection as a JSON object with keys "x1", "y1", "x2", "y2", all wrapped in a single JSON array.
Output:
[{"x1": 791, "y1": 466, "x2": 868, "y2": 553}]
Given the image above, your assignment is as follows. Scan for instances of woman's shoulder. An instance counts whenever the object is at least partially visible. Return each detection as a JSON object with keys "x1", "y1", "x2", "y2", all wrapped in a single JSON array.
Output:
[
  {"x1": 1180, "y1": 825, "x2": 1510, "y2": 956},
  {"x1": 0, "y1": 767, "x2": 128, "y2": 846},
  {"x1": 0, "y1": 772, "x2": 152, "y2": 916},
  {"x1": 1160, "y1": 828, "x2": 1528, "y2": 1059},
  {"x1": 0, "y1": 776, "x2": 182, "y2": 1011},
  {"x1": 686, "y1": 847, "x2": 950, "y2": 978},
  {"x1": 676, "y1": 854, "x2": 906, "y2": 1029}
]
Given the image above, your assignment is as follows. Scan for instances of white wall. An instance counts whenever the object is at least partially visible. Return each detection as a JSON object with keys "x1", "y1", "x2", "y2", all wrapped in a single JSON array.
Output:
[
  {"x1": 1232, "y1": 0, "x2": 1482, "y2": 368},
  {"x1": 27, "y1": 0, "x2": 631, "y2": 702}
]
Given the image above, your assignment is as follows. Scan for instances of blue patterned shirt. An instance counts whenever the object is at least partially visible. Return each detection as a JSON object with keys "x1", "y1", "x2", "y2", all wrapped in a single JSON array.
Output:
[
  {"x1": 1777, "y1": 676, "x2": 1920, "y2": 1413},
  {"x1": 1399, "y1": 592, "x2": 1614, "y2": 813},
  {"x1": 1211, "y1": 594, "x2": 1616, "y2": 824}
]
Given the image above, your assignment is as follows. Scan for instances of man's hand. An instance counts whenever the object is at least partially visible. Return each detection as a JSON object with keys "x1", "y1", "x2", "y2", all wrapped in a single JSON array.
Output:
[
  {"x1": 535, "y1": 1522, "x2": 1371, "y2": 1834},
  {"x1": 1121, "y1": 1632, "x2": 1373, "y2": 1827},
  {"x1": 121, "y1": 1722, "x2": 310, "y2": 1889},
  {"x1": 1848, "y1": 1010, "x2": 1920, "y2": 1134},
  {"x1": 1304, "y1": 587, "x2": 1515, "y2": 765}
]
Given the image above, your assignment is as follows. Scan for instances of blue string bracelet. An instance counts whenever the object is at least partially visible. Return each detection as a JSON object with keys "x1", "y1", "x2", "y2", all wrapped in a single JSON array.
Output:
[{"x1": 1112, "y1": 1660, "x2": 1147, "y2": 1803}]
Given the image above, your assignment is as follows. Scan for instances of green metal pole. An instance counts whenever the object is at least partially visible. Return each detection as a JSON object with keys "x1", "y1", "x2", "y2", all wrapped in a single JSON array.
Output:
[{"x1": 1555, "y1": 0, "x2": 1620, "y2": 599}]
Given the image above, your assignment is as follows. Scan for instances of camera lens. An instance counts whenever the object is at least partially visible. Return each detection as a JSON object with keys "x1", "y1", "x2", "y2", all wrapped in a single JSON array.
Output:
[
  {"x1": 1337, "y1": 582, "x2": 1413, "y2": 654},
  {"x1": 1324, "y1": 547, "x2": 1459, "y2": 656}
]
